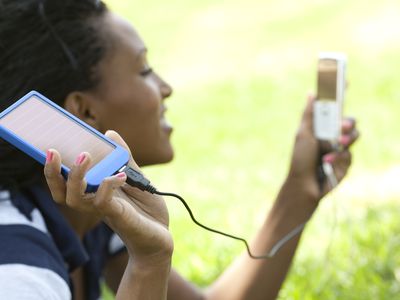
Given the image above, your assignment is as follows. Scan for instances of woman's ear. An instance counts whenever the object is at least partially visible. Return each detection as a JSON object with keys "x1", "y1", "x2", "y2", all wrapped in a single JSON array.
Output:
[{"x1": 64, "y1": 92, "x2": 100, "y2": 130}]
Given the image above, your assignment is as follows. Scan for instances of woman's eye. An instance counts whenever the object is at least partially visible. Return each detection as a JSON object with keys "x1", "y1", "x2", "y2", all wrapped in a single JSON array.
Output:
[{"x1": 140, "y1": 67, "x2": 153, "y2": 76}]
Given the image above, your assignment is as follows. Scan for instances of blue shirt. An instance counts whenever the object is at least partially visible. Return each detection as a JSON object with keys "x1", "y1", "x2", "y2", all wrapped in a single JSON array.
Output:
[{"x1": 0, "y1": 185, "x2": 126, "y2": 300}]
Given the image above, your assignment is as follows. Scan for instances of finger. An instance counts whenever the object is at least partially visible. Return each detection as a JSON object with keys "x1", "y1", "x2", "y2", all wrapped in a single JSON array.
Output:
[
  {"x1": 339, "y1": 129, "x2": 360, "y2": 148},
  {"x1": 65, "y1": 152, "x2": 91, "y2": 209},
  {"x1": 321, "y1": 150, "x2": 351, "y2": 192},
  {"x1": 332, "y1": 150, "x2": 352, "y2": 181},
  {"x1": 92, "y1": 173, "x2": 130, "y2": 219},
  {"x1": 44, "y1": 149, "x2": 66, "y2": 204},
  {"x1": 105, "y1": 130, "x2": 139, "y2": 169},
  {"x1": 341, "y1": 117, "x2": 356, "y2": 134},
  {"x1": 322, "y1": 151, "x2": 337, "y2": 164}
]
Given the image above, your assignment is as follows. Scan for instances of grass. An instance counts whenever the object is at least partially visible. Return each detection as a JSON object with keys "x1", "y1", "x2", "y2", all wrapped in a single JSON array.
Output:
[
  {"x1": 281, "y1": 201, "x2": 400, "y2": 299},
  {"x1": 103, "y1": 0, "x2": 400, "y2": 298}
]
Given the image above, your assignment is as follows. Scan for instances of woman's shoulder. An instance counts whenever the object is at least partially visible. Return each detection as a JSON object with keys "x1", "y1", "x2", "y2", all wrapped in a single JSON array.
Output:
[
  {"x1": 0, "y1": 190, "x2": 48, "y2": 233},
  {"x1": 0, "y1": 188, "x2": 71, "y2": 299}
]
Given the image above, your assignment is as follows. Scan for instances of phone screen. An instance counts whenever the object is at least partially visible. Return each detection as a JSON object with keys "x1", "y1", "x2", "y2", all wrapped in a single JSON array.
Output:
[
  {"x1": 0, "y1": 95, "x2": 114, "y2": 169},
  {"x1": 317, "y1": 58, "x2": 338, "y2": 101}
]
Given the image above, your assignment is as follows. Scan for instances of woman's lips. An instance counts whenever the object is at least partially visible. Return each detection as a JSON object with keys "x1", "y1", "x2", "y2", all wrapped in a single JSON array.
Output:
[{"x1": 160, "y1": 117, "x2": 173, "y2": 134}]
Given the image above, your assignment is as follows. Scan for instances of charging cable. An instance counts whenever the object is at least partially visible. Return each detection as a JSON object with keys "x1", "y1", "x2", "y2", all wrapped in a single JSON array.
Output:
[
  {"x1": 322, "y1": 162, "x2": 338, "y2": 189},
  {"x1": 121, "y1": 164, "x2": 337, "y2": 259}
]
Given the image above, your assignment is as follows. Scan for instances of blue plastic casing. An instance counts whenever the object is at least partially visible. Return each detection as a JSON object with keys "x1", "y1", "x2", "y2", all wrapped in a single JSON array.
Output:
[{"x1": 0, "y1": 91, "x2": 130, "y2": 192}]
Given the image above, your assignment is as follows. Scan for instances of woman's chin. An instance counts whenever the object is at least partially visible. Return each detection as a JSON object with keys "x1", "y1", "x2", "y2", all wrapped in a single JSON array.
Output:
[
  {"x1": 158, "y1": 149, "x2": 174, "y2": 165},
  {"x1": 138, "y1": 148, "x2": 174, "y2": 167}
]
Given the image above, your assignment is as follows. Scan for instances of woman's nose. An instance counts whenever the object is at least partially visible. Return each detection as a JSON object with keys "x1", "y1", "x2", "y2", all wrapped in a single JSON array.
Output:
[{"x1": 160, "y1": 80, "x2": 173, "y2": 99}]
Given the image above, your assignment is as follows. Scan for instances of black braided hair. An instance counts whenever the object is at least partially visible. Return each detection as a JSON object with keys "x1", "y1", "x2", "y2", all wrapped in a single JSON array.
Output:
[{"x1": 0, "y1": 0, "x2": 109, "y2": 189}]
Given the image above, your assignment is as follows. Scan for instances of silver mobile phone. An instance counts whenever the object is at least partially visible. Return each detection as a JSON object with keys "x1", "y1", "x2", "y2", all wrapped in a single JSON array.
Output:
[{"x1": 313, "y1": 52, "x2": 347, "y2": 145}]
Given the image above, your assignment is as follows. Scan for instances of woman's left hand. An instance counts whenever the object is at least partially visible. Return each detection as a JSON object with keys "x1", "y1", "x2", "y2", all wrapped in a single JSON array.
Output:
[{"x1": 43, "y1": 131, "x2": 172, "y2": 262}]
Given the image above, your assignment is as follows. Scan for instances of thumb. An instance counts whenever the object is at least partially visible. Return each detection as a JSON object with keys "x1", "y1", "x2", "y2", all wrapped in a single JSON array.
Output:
[
  {"x1": 300, "y1": 93, "x2": 316, "y2": 132},
  {"x1": 105, "y1": 130, "x2": 140, "y2": 170}
]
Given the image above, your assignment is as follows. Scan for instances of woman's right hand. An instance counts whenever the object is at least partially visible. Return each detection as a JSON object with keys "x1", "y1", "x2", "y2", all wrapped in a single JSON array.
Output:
[
  {"x1": 286, "y1": 94, "x2": 359, "y2": 204},
  {"x1": 43, "y1": 130, "x2": 173, "y2": 264}
]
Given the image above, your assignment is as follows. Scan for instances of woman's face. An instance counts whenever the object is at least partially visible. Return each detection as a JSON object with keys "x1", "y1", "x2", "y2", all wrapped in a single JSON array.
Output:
[{"x1": 87, "y1": 12, "x2": 174, "y2": 167}]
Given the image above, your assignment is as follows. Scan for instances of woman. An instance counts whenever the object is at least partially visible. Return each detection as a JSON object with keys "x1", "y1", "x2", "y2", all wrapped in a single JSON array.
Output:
[{"x1": 0, "y1": 0, "x2": 358, "y2": 299}]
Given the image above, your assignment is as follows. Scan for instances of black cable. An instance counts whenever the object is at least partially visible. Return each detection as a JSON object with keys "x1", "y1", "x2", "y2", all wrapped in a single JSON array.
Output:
[
  {"x1": 122, "y1": 166, "x2": 308, "y2": 259},
  {"x1": 155, "y1": 190, "x2": 281, "y2": 259}
]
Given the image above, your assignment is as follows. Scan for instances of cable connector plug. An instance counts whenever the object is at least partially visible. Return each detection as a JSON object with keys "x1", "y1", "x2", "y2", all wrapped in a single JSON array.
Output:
[{"x1": 120, "y1": 166, "x2": 157, "y2": 193}]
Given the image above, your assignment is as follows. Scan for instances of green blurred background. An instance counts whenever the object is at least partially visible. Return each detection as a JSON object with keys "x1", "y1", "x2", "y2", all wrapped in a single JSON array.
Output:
[{"x1": 104, "y1": 0, "x2": 400, "y2": 298}]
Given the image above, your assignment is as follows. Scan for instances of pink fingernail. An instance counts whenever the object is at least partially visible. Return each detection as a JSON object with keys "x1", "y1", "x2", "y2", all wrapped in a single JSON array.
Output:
[
  {"x1": 116, "y1": 172, "x2": 126, "y2": 178},
  {"x1": 342, "y1": 119, "x2": 353, "y2": 130},
  {"x1": 340, "y1": 135, "x2": 351, "y2": 145},
  {"x1": 46, "y1": 150, "x2": 53, "y2": 163},
  {"x1": 323, "y1": 153, "x2": 336, "y2": 164},
  {"x1": 75, "y1": 153, "x2": 86, "y2": 165}
]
